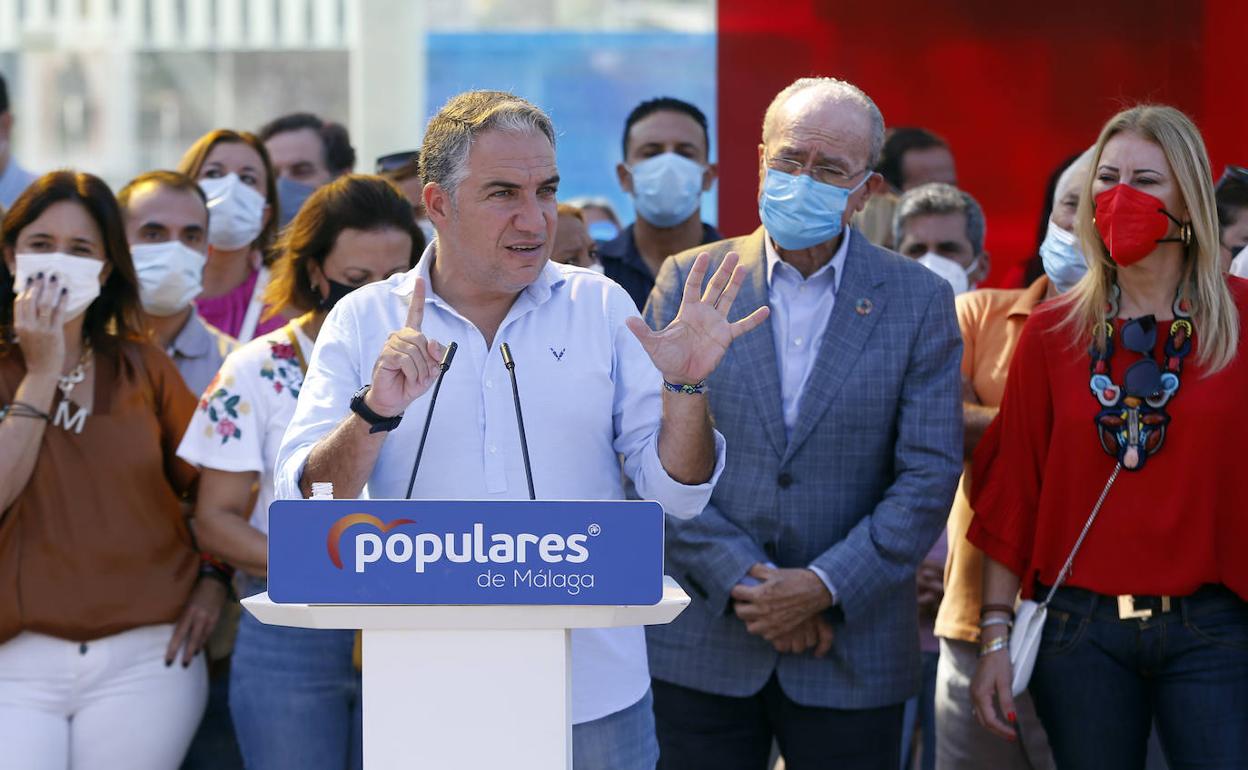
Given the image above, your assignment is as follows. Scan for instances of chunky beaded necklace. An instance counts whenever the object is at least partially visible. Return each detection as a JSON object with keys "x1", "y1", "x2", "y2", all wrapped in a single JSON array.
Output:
[{"x1": 1088, "y1": 286, "x2": 1193, "y2": 471}]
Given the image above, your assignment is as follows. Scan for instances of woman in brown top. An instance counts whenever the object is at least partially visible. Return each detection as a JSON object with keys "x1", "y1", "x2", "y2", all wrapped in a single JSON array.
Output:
[{"x1": 0, "y1": 171, "x2": 225, "y2": 767}]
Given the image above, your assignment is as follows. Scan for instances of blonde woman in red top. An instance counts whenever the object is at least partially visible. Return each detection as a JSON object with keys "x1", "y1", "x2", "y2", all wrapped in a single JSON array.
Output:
[{"x1": 968, "y1": 105, "x2": 1248, "y2": 769}]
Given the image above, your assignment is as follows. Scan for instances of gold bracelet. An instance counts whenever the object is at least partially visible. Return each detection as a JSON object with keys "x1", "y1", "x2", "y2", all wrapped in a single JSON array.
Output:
[{"x1": 978, "y1": 636, "x2": 1009, "y2": 658}]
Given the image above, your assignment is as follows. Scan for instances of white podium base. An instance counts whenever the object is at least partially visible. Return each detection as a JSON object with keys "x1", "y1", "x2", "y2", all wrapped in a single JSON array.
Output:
[{"x1": 243, "y1": 577, "x2": 690, "y2": 769}]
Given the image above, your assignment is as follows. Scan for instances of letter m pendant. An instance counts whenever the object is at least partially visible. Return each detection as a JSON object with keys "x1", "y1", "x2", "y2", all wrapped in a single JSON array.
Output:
[{"x1": 53, "y1": 400, "x2": 89, "y2": 434}]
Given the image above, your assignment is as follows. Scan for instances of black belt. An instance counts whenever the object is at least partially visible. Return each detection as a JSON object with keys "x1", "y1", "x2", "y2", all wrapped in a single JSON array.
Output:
[{"x1": 1033, "y1": 582, "x2": 1243, "y2": 621}]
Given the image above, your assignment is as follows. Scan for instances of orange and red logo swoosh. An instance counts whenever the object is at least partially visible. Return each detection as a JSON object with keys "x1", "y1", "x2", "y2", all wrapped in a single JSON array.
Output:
[{"x1": 326, "y1": 514, "x2": 416, "y2": 569}]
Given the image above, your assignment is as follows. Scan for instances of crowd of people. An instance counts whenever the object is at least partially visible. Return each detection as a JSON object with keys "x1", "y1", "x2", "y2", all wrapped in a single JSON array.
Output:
[{"x1": 0, "y1": 66, "x2": 1245, "y2": 770}]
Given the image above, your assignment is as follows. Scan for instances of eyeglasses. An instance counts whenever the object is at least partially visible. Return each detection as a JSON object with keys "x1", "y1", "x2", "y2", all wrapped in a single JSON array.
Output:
[
  {"x1": 376, "y1": 150, "x2": 419, "y2": 175},
  {"x1": 1120, "y1": 315, "x2": 1162, "y2": 399},
  {"x1": 765, "y1": 155, "x2": 869, "y2": 188}
]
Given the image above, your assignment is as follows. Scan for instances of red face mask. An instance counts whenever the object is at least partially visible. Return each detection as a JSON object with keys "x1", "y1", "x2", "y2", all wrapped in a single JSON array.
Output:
[{"x1": 1093, "y1": 184, "x2": 1184, "y2": 267}]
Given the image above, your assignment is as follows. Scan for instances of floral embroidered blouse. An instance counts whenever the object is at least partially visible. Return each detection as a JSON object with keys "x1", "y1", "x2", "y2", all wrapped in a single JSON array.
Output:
[{"x1": 177, "y1": 322, "x2": 314, "y2": 534}]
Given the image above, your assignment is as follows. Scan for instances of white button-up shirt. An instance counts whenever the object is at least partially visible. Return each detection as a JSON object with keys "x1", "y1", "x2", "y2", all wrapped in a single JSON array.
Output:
[
  {"x1": 275, "y1": 245, "x2": 725, "y2": 724},
  {"x1": 763, "y1": 229, "x2": 849, "y2": 602},
  {"x1": 764, "y1": 230, "x2": 848, "y2": 437}
]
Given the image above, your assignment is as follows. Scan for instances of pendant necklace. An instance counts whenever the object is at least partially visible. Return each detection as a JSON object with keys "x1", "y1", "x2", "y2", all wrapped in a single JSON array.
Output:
[{"x1": 53, "y1": 345, "x2": 93, "y2": 434}]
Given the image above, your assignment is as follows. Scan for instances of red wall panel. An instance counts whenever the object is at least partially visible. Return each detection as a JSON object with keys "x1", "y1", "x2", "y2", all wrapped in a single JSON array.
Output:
[{"x1": 717, "y1": 0, "x2": 1248, "y2": 287}]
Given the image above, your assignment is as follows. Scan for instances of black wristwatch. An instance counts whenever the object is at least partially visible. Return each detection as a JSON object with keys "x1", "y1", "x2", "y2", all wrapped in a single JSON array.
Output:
[{"x1": 350, "y1": 385, "x2": 403, "y2": 434}]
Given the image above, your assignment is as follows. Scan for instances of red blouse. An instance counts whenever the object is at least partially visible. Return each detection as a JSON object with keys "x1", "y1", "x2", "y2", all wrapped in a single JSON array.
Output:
[{"x1": 967, "y1": 277, "x2": 1248, "y2": 601}]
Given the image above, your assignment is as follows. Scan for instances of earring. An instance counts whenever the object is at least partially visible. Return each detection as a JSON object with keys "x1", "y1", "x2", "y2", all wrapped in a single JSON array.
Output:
[{"x1": 1180, "y1": 222, "x2": 1193, "y2": 246}]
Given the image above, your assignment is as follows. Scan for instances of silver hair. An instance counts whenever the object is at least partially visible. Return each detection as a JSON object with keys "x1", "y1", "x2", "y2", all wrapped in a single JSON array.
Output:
[
  {"x1": 419, "y1": 90, "x2": 556, "y2": 199},
  {"x1": 1054, "y1": 146, "x2": 1097, "y2": 203},
  {"x1": 892, "y1": 182, "x2": 987, "y2": 256},
  {"x1": 762, "y1": 77, "x2": 886, "y2": 168}
]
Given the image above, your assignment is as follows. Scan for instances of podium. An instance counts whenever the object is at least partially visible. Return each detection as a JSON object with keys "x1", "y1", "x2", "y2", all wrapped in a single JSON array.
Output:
[{"x1": 245, "y1": 499, "x2": 688, "y2": 769}]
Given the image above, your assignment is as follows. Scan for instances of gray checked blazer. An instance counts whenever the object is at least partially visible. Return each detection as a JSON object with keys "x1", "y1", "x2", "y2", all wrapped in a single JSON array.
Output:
[{"x1": 644, "y1": 227, "x2": 963, "y2": 709}]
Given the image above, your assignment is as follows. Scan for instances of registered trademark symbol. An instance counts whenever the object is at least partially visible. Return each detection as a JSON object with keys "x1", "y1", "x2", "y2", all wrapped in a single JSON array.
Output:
[{"x1": 588, "y1": 523, "x2": 602, "y2": 537}]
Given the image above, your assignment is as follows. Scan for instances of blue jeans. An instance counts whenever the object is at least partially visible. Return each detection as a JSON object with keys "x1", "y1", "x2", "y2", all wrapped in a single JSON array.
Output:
[
  {"x1": 1029, "y1": 583, "x2": 1248, "y2": 770},
  {"x1": 573, "y1": 689, "x2": 659, "y2": 770},
  {"x1": 229, "y1": 581, "x2": 361, "y2": 770}
]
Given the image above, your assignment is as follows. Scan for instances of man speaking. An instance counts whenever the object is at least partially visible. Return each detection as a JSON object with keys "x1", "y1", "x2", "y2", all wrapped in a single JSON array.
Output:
[{"x1": 275, "y1": 90, "x2": 767, "y2": 769}]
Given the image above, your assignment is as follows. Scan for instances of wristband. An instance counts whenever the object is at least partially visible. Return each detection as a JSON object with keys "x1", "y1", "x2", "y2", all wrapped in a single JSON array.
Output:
[
  {"x1": 0, "y1": 401, "x2": 50, "y2": 422},
  {"x1": 662, "y1": 379, "x2": 707, "y2": 395}
]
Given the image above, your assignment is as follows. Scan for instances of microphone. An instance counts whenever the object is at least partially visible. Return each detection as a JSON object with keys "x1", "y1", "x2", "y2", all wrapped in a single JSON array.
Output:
[
  {"x1": 500, "y1": 343, "x2": 536, "y2": 501},
  {"x1": 405, "y1": 341, "x2": 458, "y2": 499}
]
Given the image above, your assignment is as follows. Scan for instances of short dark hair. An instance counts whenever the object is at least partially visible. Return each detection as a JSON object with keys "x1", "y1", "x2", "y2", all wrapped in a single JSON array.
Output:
[
  {"x1": 621, "y1": 97, "x2": 710, "y2": 159},
  {"x1": 262, "y1": 174, "x2": 424, "y2": 319},
  {"x1": 0, "y1": 72, "x2": 8, "y2": 115},
  {"x1": 1216, "y1": 166, "x2": 1248, "y2": 229},
  {"x1": 877, "y1": 127, "x2": 949, "y2": 191},
  {"x1": 1, "y1": 171, "x2": 145, "y2": 357},
  {"x1": 258, "y1": 112, "x2": 356, "y2": 177},
  {"x1": 116, "y1": 170, "x2": 208, "y2": 217}
]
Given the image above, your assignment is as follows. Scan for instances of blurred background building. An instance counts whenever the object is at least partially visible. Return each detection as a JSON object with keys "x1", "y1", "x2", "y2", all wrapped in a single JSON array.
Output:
[{"x1": 0, "y1": 0, "x2": 717, "y2": 226}]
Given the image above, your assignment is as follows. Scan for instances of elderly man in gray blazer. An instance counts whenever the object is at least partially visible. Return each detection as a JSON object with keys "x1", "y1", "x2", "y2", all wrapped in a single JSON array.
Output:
[{"x1": 644, "y1": 77, "x2": 963, "y2": 770}]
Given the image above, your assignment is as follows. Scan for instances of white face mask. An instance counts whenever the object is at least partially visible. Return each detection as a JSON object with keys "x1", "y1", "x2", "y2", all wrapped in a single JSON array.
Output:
[
  {"x1": 586, "y1": 262, "x2": 605, "y2": 275},
  {"x1": 131, "y1": 241, "x2": 207, "y2": 316},
  {"x1": 200, "y1": 173, "x2": 266, "y2": 251},
  {"x1": 917, "y1": 252, "x2": 976, "y2": 296},
  {"x1": 1038, "y1": 219, "x2": 1088, "y2": 294},
  {"x1": 629, "y1": 152, "x2": 706, "y2": 228},
  {"x1": 13, "y1": 252, "x2": 104, "y2": 320}
]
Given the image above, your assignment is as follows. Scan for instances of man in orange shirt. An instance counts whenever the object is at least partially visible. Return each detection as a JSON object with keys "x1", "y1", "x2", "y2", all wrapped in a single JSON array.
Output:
[{"x1": 932, "y1": 150, "x2": 1093, "y2": 769}]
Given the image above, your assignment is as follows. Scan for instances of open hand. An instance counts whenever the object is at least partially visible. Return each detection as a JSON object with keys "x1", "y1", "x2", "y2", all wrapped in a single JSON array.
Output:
[
  {"x1": 625, "y1": 252, "x2": 768, "y2": 386},
  {"x1": 13, "y1": 273, "x2": 67, "y2": 378},
  {"x1": 368, "y1": 277, "x2": 446, "y2": 416}
]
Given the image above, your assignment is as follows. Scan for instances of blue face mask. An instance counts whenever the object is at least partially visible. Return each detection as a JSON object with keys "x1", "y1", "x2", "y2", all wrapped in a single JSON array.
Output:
[
  {"x1": 277, "y1": 176, "x2": 318, "y2": 229},
  {"x1": 758, "y1": 166, "x2": 870, "y2": 250},
  {"x1": 629, "y1": 152, "x2": 706, "y2": 228},
  {"x1": 1039, "y1": 219, "x2": 1087, "y2": 294},
  {"x1": 587, "y1": 220, "x2": 620, "y2": 243}
]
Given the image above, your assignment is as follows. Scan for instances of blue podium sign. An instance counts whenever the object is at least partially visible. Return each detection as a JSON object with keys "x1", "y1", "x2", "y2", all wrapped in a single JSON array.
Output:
[{"x1": 267, "y1": 499, "x2": 665, "y2": 605}]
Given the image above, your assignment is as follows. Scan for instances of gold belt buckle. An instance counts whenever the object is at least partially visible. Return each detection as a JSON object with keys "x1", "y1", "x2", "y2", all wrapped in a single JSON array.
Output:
[{"x1": 1117, "y1": 594, "x2": 1172, "y2": 620}]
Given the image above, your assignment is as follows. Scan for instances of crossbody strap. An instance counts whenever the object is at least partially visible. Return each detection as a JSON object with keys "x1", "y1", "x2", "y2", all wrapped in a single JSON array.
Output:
[
  {"x1": 284, "y1": 323, "x2": 309, "y2": 375},
  {"x1": 1041, "y1": 462, "x2": 1122, "y2": 606}
]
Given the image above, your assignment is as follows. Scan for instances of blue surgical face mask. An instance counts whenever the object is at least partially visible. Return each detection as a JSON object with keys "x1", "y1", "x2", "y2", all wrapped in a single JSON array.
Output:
[
  {"x1": 628, "y1": 152, "x2": 706, "y2": 228},
  {"x1": 277, "y1": 176, "x2": 318, "y2": 229},
  {"x1": 759, "y1": 166, "x2": 870, "y2": 251},
  {"x1": 1039, "y1": 219, "x2": 1087, "y2": 294},
  {"x1": 587, "y1": 220, "x2": 620, "y2": 242}
]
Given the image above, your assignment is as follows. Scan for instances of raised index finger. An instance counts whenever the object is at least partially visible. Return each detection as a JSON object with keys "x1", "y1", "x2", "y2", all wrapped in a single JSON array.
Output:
[{"x1": 405, "y1": 276, "x2": 426, "y2": 331}]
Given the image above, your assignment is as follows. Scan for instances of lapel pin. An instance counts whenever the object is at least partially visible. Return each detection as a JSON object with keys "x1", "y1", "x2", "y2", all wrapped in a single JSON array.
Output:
[{"x1": 855, "y1": 298, "x2": 873, "y2": 316}]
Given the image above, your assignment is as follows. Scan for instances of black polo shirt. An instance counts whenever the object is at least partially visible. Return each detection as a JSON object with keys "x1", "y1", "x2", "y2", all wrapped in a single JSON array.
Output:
[{"x1": 597, "y1": 221, "x2": 723, "y2": 311}]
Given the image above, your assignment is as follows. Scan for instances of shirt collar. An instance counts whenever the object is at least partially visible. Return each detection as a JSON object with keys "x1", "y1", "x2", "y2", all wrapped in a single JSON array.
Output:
[
  {"x1": 597, "y1": 222, "x2": 723, "y2": 266},
  {"x1": 764, "y1": 229, "x2": 850, "y2": 293},
  {"x1": 391, "y1": 239, "x2": 568, "y2": 313},
  {"x1": 1008, "y1": 275, "x2": 1052, "y2": 319},
  {"x1": 169, "y1": 307, "x2": 214, "y2": 359}
]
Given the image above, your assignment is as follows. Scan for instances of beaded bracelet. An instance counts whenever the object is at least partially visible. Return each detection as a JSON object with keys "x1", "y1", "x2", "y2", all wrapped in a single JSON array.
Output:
[
  {"x1": 978, "y1": 636, "x2": 1009, "y2": 658},
  {"x1": 662, "y1": 379, "x2": 707, "y2": 395}
]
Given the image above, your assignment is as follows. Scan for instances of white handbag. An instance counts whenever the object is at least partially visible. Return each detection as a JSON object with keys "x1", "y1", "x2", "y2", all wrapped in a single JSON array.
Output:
[{"x1": 1007, "y1": 463, "x2": 1122, "y2": 696}]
